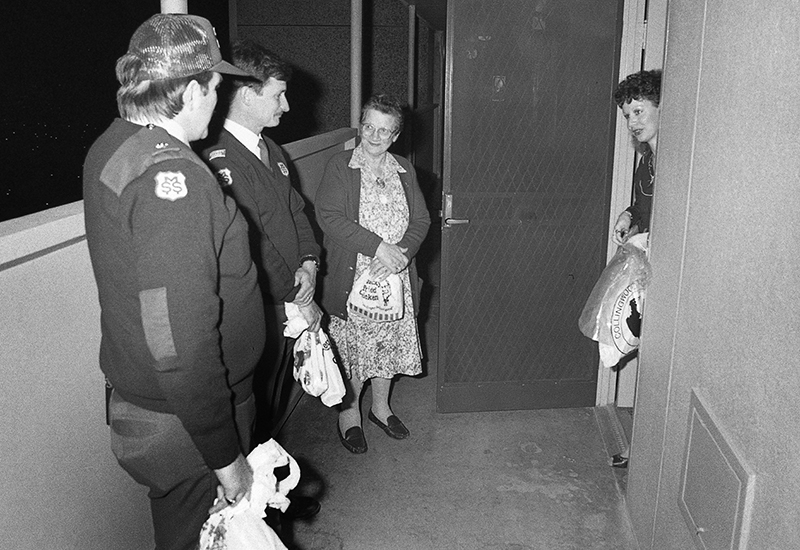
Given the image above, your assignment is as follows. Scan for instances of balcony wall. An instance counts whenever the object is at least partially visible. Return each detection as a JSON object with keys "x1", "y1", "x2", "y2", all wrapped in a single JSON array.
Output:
[{"x1": 0, "y1": 128, "x2": 355, "y2": 549}]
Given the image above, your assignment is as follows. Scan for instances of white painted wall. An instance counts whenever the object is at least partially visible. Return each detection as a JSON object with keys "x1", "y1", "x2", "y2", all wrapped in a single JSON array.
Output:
[
  {"x1": 627, "y1": 0, "x2": 800, "y2": 548},
  {"x1": 1, "y1": 202, "x2": 152, "y2": 549}
]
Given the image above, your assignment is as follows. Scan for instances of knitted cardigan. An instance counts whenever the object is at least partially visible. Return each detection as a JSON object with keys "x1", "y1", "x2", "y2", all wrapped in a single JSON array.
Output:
[{"x1": 315, "y1": 149, "x2": 430, "y2": 320}]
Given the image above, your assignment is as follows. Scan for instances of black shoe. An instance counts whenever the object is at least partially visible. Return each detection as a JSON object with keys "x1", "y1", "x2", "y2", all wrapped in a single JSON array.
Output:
[
  {"x1": 368, "y1": 410, "x2": 410, "y2": 439},
  {"x1": 611, "y1": 454, "x2": 629, "y2": 468},
  {"x1": 283, "y1": 495, "x2": 321, "y2": 521},
  {"x1": 338, "y1": 424, "x2": 367, "y2": 454}
]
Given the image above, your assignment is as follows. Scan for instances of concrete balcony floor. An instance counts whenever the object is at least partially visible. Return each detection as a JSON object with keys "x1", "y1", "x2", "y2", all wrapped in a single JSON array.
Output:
[{"x1": 272, "y1": 231, "x2": 638, "y2": 550}]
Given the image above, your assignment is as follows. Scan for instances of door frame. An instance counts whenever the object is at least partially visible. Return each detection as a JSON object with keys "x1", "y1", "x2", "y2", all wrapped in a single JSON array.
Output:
[
  {"x1": 596, "y1": 0, "x2": 667, "y2": 406},
  {"x1": 439, "y1": 0, "x2": 628, "y2": 412}
]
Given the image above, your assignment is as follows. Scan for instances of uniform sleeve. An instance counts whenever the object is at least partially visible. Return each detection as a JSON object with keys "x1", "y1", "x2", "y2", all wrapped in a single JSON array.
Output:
[
  {"x1": 124, "y1": 159, "x2": 239, "y2": 469},
  {"x1": 315, "y1": 155, "x2": 383, "y2": 257},
  {"x1": 207, "y1": 152, "x2": 299, "y2": 303},
  {"x1": 281, "y1": 146, "x2": 320, "y2": 262}
]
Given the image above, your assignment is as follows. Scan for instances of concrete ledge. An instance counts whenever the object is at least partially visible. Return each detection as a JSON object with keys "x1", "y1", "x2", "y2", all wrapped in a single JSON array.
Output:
[{"x1": 0, "y1": 200, "x2": 86, "y2": 270}]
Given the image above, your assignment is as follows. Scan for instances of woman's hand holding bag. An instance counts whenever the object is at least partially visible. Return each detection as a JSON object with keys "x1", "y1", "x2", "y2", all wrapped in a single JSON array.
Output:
[
  {"x1": 375, "y1": 241, "x2": 409, "y2": 274},
  {"x1": 346, "y1": 268, "x2": 404, "y2": 322}
]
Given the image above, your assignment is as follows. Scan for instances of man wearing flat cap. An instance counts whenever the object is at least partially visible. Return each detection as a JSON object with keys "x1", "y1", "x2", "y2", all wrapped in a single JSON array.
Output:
[{"x1": 83, "y1": 14, "x2": 265, "y2": 550}]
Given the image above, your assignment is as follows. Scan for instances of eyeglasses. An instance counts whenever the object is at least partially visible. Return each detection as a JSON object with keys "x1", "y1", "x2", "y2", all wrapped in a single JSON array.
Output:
[{"x1": 361, "y1": 123, "x2": 396, "y2": 139}]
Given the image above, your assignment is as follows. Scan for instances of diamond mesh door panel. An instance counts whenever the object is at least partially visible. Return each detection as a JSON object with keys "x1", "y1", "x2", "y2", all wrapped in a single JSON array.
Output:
[{"x1": 439, "y1": 0, "x2": 623, "y2": 411}]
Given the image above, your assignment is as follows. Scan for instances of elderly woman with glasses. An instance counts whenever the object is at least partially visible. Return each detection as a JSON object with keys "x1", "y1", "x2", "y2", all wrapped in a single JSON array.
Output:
[{"x1": 315, "y1": 94, "x2": 430, "y2": 454}]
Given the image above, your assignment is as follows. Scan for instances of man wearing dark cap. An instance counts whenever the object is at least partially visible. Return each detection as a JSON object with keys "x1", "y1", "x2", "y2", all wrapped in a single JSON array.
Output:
[{"x1": 83, "y1": 14, "x2": 265, "y2": 550}]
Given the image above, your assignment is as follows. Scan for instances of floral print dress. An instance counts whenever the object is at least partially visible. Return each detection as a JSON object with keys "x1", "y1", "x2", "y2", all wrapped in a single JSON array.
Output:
[{"x1": 327, "y1": 146, "x2": 423, "y2": 382}]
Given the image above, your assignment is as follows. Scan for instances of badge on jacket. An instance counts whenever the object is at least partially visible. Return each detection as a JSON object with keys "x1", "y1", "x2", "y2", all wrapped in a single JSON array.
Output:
[
  {"x1": 215, "y1": 168, "x2": 233, "y2": 187},
  {"x1": 208, "y1": 148, "x2": 226, "y2": 160},
  {"x1": 154, "y1": 171, "x2": 188, "y2": 201},
  {"x1": 278, "y1": 162, "x2": 289, "y2": 177}
]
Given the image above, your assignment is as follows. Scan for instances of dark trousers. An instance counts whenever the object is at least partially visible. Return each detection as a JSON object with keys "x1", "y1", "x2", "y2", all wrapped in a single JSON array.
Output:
[
  {"x1": 253, "y1": 304, "x2": 297, "y2": 444},
  {"x1": 109, "y1": 391, "x2": 255, "y2": 550}
]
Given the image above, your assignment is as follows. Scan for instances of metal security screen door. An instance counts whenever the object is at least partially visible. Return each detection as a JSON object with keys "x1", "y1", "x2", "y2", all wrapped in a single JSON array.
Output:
[{"x1": 438, "y1": 0, "x2": 624, "y2": 412}]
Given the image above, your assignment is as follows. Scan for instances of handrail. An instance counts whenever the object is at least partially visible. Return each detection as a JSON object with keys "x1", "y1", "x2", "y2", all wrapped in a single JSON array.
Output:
[
  {"x1": 0, "y1": 201, "x2": 85, "y2": 271},
  {"x1": 283, "y1": 128, "x2": 357, "y2": 161},
  {"x1": 0, "y1": 128, "x2": 356, "y2": 271}
]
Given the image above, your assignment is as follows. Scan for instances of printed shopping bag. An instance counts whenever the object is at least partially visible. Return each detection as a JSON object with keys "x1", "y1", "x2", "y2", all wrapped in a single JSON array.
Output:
[
  {"x1": 346, "y1": 271, "x2": 404, "y2": 322},
  {"x1": 293, "y1": 329, "x2": 345, "y2": 406},
  {"x1": 578, "y1": 234, "x2": 651, "y2": 367}
]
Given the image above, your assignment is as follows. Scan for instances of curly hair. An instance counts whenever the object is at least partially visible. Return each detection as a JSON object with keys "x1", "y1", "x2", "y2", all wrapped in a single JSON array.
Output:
[
  {"x1": 360, "y1": 93, "x2": 405, "y2": 135},
  {"x1": 614, "y1": 69, "x2": 662, "y2": 108}
]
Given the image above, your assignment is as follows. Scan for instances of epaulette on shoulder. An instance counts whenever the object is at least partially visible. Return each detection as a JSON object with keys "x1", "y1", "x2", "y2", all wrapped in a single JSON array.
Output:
[{"x1": 100, "y1": 126, "x2": 206, "y2": 196}]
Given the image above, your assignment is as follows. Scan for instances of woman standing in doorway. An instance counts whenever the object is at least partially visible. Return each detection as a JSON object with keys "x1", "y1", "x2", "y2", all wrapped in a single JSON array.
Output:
[
  {"x1": 315, "y1": 94, "x2": 430, "y2": 454},
  {"x1": 609, "y1": 69, "x2": 661, "y2": 469},
  {"x1": 612, "y1": 69, "x2": 662, "y2": 246}
]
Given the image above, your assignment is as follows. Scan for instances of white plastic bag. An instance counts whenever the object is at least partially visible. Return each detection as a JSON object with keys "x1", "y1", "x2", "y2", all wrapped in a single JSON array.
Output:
[
  {"x1": 346, "y1": 271, "x2": 404, "y2": 322},
  {"x1": 578, "y1": 233, "x2": 651, "y2": 367},
  {"x1": 198, "y1": 440, "x2": 300, "y2": 550},
  {"x1": 198, "y1": 501, "x2": 285, "y2": 550},
  {"x1": 293, "y1": 329, "x2": 345, "y2": 407}
]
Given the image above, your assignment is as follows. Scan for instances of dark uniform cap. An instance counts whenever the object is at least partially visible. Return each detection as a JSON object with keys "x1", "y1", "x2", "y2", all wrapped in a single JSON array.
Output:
[{"x1": 124, "y1": 14, "x2": 250, "y2": 82}]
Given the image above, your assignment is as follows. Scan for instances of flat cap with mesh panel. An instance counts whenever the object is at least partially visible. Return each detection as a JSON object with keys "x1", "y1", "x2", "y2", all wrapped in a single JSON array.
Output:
[{"x1": 121, "y1": 14, "x2": 250, "y2": 82}]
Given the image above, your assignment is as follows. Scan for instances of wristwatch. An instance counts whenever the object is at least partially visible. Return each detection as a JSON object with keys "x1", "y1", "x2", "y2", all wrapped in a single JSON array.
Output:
[{"x1": 299, "y1": 254, "x2": 320, "y2": 270}]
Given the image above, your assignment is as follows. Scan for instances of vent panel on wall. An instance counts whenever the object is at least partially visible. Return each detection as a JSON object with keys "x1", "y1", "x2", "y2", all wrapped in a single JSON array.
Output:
[{"x1": 679, "y1": 390, "x2": 756, "y2": 550}]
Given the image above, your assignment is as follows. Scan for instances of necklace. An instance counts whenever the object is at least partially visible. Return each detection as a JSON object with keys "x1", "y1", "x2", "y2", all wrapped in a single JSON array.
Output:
[
  {"x1": 363, "y1": 152, "x2": 390, "y2": 203},
  {"x1": 365, "y1": 159, "x2": 387, "y2": 188},
  {"x1": 367, "y1": 168, "x2": 390, "y2": 204}
]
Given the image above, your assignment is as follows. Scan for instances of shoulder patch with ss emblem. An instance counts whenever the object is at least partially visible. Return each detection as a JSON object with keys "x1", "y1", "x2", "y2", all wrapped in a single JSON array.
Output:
[{"x1": 154, "y1": 171, "x2": 188, "y2": 201}]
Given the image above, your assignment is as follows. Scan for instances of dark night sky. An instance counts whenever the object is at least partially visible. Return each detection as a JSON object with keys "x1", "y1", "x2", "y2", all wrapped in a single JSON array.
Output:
[{"x1": 2, "y1": 1, "x2": 229, "y2": 222}]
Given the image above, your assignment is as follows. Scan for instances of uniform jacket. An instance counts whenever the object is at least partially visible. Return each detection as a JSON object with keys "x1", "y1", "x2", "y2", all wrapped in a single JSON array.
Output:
[
  {"x1": 83, "y1": 119, "x2": 266, "y2": 469},
  {"x1": 201, "y1": 130, "x2": 320, "y2": 305}
]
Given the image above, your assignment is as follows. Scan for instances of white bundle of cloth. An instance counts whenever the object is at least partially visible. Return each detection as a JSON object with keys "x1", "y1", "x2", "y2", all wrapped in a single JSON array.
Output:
[{"x1": 198, "y1": 440, "x2": 300, "y2": 550}]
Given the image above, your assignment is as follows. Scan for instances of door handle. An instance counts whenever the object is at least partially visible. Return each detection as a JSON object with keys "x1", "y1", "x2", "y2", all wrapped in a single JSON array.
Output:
[{"x1": 443, "y1": 194, "x2": 470, "y2": 228}]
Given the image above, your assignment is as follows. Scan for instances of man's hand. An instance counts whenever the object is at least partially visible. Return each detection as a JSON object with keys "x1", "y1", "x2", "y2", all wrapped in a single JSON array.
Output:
[
  {"x1": 293, "y1": 261, "x2": 318, "y2": 306},
  {"x1": 375, "y1": 241, "x2": 409, "y2": 274},
  {"x1": 299, "y1": 301, "x2": 323, "y2": 333},
  {"x1": 209, "y1": 453, "x2": 253, "y2": 514}
]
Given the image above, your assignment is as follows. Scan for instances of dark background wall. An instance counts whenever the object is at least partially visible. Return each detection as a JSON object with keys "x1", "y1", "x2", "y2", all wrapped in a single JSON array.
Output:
[
  {"x1": 1, "y1": 0, "x2": 424, "y2": 223},
  {"x1": 236, "y1": 0, "x2": 410, "y2": 146},
  {"x1": 2, "y1": 1, "x2": 229, "y2": 223}
]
